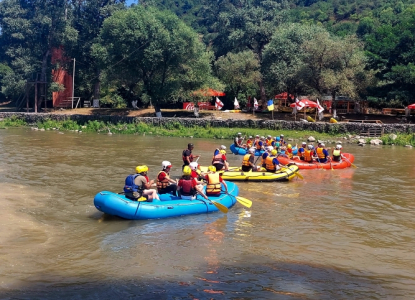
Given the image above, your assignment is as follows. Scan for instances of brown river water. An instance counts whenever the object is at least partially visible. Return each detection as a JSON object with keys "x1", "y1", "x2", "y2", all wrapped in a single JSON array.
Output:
[{"x1": 0, "y1": 128, "x2": 414, "y2": 299}]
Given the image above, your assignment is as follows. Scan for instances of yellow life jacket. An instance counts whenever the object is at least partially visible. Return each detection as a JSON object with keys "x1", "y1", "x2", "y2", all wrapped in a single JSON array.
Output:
[
  {"x1": 332, "y1": 149, "x2": 341, "y2": 161},
  {"x1": 304, "y1": 149, "x2": 313, "y2": 162},
  {"x1": 265, "y1": 156, "x2": 276, "y2": 171},
  {"x1": 206, "y1": 173, "x2": 221, "y2": 194},
  {"x1": 246, "y1": 139, "x2": 253, "y2": 147},
  {"x1": 156, "y1": 171, "x2": 170, "y2": 190},
  {"x1": 316, "y1": 147, "x2": 326, "y2": 159},
  {"x1": 242, "y1": 154, "x2": 251, "y2": 166},
  {"x1": 266, "y1": 139, "x2": 273, "y2": 146}
]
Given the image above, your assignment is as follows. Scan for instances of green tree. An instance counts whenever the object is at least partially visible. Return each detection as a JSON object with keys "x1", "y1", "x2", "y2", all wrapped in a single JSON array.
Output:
[
  {"x1": 214, "y1": 51, "x2": 261, "y2": 105},
  {"x1": 202, "y1": 0, "x2": 289, "y2": 103},
  {"x1": 0, "y1": 0, "x2": 76, "y2": 109},
  {"x1": 302, "y1": 33, "x2": 370, "y2": 115},
  {"x1": 263, "y1": 23, "x2": 326, "y2": 97},
  {"x1": 92, "y1": 5, "x2": 219, "y2": 114}
]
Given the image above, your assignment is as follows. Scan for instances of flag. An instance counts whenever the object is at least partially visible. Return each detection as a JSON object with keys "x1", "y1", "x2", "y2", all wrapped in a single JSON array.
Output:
[
  {"x1": 294, "y1": 98, "x2": 305, "y2": 111},
  {"x1": 267, "y1": 99, "x2": 274, "y2": 111},
  {"x1": 317, "y1": 98, "x2": 324, "y2": 120},
  {"x1": 234, "y1": 97, "x2": 240, "y2": 109},
  {"x1": 215, "y1": 97, "x2": 224, "y2": 110},
  {"x1": 254, "y1": 97, "x2": 258, "y2": 110}
]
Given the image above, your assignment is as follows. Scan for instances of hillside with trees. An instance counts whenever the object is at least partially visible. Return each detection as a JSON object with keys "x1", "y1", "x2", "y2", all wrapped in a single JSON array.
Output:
[{"x1": 0, "y1": 0, "x2": 414, "y2": 112}]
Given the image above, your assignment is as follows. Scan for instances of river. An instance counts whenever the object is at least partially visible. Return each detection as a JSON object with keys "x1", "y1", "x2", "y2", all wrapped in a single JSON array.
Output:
[{"x1": 0, "y1": 128, "x2": 414, "y2": 299}]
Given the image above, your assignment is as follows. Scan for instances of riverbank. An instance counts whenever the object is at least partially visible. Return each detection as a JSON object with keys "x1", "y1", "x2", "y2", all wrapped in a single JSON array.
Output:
[{"x1": 0, "y1": 113, "x2": 414, "y2": 147}]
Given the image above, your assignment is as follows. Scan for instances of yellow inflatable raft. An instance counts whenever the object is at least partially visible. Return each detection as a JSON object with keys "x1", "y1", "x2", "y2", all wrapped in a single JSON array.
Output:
[
  {"x1": 330, "y1": 117, "x2": 338, "y2": 123},
  {"x1": 200, "y1": 164, "x2": 301, "y2": 182},
  {"x1": 307, "y1": 116, "x2": 316, "y2": 122}
]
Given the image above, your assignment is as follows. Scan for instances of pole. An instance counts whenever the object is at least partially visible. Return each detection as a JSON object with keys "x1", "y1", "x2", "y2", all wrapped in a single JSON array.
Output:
[
  {"x1": 34, "y1": 79, "x2": 38, "y2": 113},
  {"x1": 72, "y1": 58, "x2": 76, "y2": 109}
]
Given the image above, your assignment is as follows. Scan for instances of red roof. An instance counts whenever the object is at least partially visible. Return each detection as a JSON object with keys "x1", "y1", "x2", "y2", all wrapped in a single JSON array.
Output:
[
  {"x1": 193, "y1": 88, "x2": 225, "y2": 97},
  {"x1": 275, "y1": 92, "x2": 294, "y2": 99}
]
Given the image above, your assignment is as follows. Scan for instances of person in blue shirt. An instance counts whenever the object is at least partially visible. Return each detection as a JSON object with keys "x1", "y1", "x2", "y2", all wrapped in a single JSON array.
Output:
[
  {"x1": 261, "y1": 146, "x2": 273, "y2": 168},
  {"x1": 298, "y1": 142, "x2": 307, "y2": 160},
  {"x1": 265, "y1": 149, "x2": 281, "y2": 172},
  {"x1": 315, "y1": 143, "x2": 329, "y2": 163},
  {"x1": 213, "y1": 145, "x2": 226, "y2": 156}
]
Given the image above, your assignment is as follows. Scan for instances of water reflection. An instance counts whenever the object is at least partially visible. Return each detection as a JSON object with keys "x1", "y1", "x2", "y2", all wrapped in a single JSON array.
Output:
[{"x1": 0, "y1": 128, "x2": 414, "y2": 299}]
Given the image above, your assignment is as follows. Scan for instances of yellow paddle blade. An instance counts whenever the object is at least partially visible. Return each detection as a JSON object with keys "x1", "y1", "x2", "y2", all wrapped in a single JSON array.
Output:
[
  {"x1": 351, "y1": 163, "x2": 358, "y2": 168},
  {"x1": 236, "y1": 196, "x2": 252, "y2": 208},
  {"x1": 295, "y1": 171, "x2": 304, "y2": 180},
  {"x1": 211, "y1": 200, "x2": 228, "y2": 213}
]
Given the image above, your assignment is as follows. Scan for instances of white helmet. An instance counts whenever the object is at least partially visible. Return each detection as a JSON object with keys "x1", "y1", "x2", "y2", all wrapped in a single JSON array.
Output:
[
  {"x1": 267, "y1": 135, "x2": 272, "y2": 138},
  {"x1": 336, "y1": 144, "x2": 342, "y2": 149},
  {"x1": 320, "y1": 143, "x2": 325, "y2": 147},
  {"x1": 248, "y1": 147, "x2": 255, "y2": 154},
  {"x1": 189, "y1": 162, "x2": 198, "y2": 170},
  {"x1": 267, "y1": 146, "x2": 273, "y2": 152},
  {"x1": 302, "y1": 142, "x2": 307, "y2": 145},
  {"x1": 162, "y1": 161, "x2": 172, "y2": 170},
  {"x1": 220, "y1": 145, "x2": 226, "y2": 150},
  {"x1": 237, "y1": 132, "x2": 242, "y2": 136},
  {"x1": 280, "y1": 134, "x2": 284, "y2": 137},
  {"x1": 307, "y1": 144, "x2": 314, "y2": 150}
]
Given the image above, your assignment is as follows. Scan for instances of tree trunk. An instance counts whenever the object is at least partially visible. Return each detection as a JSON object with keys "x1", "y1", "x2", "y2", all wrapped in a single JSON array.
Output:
[
  {"x1": 39, "y1": 49, "x2": 50, "y2": 111},
  {"x1": 93, "y1": 69, "x2": 100, "y2": 101}
]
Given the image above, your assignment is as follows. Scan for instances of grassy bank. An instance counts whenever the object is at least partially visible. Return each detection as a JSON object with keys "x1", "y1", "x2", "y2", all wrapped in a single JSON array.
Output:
[{"x1": 1, "y1": 116, "x2": 414, "y2": 146}]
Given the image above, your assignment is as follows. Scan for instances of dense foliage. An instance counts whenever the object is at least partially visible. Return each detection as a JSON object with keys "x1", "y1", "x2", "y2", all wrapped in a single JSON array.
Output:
[{"x1": 0, "y1": 0, "x2": 414, "y2": 112}]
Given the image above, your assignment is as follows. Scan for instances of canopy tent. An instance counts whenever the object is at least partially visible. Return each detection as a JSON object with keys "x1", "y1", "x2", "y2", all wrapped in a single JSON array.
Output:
[
  {"x1": 290, "y1": 99, "x2": 318, "y2": 121},
  {"x1": 193, "y1": 88, "x2": 225, "y2": 97},
  {"x1": 407, "y1": 103, "x2": 415, "y2": 109}
]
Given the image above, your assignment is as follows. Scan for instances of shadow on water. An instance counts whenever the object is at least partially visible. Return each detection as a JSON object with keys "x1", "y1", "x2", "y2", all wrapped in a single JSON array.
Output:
[{"x1": 0, "y1": 258, "x2": 388, "y2": 300}]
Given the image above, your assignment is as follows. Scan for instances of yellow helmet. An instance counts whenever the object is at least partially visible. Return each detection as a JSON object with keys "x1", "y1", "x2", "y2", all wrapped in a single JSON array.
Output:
[
  {"x1": 183, "y1": 166, "x2": 192, "y2": 176},
  {"x1": 220, "y1": 149, "x2": 226, "y2": 154},
  {"x1": 208, "y1": 165, "x2": 216, "y2": 172},
  {"x1": 271, "y1": 149, "x2": 277, "y2": 156},
  {"x1": 287, "y1": 144, "x2": 292, "y2": 148},
  {"x1": 136, "y1": 165, "x2": 148, "y2": 173}
]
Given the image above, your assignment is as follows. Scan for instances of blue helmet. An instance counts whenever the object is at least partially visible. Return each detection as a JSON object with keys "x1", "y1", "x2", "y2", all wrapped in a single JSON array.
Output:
[{"x1": 276, "y1": 137, "x2": 281, "y2": 141}]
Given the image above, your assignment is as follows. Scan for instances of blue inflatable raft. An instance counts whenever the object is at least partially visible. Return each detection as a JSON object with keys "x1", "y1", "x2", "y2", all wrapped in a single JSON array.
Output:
[
  {"x1": 93, "y1": 181, "x2": 239, "y2": 220},
  {"x1": 230, "y1": 144, "x2": 264, "y2": 156}
]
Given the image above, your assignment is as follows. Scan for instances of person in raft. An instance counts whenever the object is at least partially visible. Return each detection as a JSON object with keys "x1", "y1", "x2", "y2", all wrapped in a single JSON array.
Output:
[
  {"x1": 246, "y1": 136, "x2": 253, "y2": 148},
  {"x1": 204, "y1": 165, "x2": 228, "y2": 197},
  {"x1": 234, "y1": 132, "x2": 246, "y2": 148},
  {"x1": 213, "y1": 145, "x2": 226, "y2": 156},
  {"x1": 265, "y1": 149, "x2": 282, "y2": 172},
  {"x1": 298, "y1": 142, "x2": 307, "y2": 160},
  {"x1": 124, "y1": 165, "x2": 160, "y2": 201},
  {"x1": 332, "y1": 144, "x2": 342, "y2": 162},
  {"x1": 279, "y1": 134, "x2": 287, "y2": 145},
  {"x1": 182, "y1": 143, "x2": 200, "y2": 170},
  {"x1": 156, "y1": 161, "x2": 178, "y2": 196},
  {"x1": 189, "y1": 162, "x2": 204, "y2": 182},
  {"x1": 315, "y1": 143, "x2": 329, "y2": 163},
  {"x1": 261, "y1": 146, "x2": 273, "y2": 169},
  {"x1": 177, "y1": 166, "x2": 209, "y2": 200},
  {"x1": 212, "y1": 148, "x2": 229, "y2": 171},
  {"x1": 242, "y1": 148, "x2": 260, "y2": 172},
  {"x1": 303, "y1": 145, "x2": 315, "y2": 163}
]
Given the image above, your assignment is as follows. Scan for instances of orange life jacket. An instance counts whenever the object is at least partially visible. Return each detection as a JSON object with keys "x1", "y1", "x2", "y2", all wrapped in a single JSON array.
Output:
[
  {"x1": 156, "y1": 171, "x2": 170, "y2": 190},
  {"x1": 316, "y1": 147, "x2": 326, "y2": 159},
  {"x1": 265, "y1": 156, "x2": 276, "y2": 171},
  {"x1": 266, "y1": 139, "x2": 273, "y2": 146},
  {"x1": 304, "y1": 149, "x2": 313, "y2": 162},
  {"x1": 242, "y1": 154, "x2": 251, "y2": 167},
  {"x1": 287, "y1": 148, "x2": 293, "y2": 158},
  {"x1": 206, "y1": 173, "x2": 221, "y2": 195}
]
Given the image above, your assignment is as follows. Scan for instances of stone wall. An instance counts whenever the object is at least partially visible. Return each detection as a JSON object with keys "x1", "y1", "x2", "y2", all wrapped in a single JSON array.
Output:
[{"x1": 1, "y1": 112, "x2": 415, "y2": 134}]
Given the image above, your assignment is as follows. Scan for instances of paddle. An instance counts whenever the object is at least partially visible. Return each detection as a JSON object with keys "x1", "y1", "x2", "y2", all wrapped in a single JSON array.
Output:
[
  {"x1": 205, "y1": 198, "x2": 228, "y2": 213},
  {"x1": 342, "y1": 155, "x2": 357, "y2": 168},
  {"x1": 226, "y1": 193, "x2": 252, "y2": 208},
  {"x1": 280, "y1": 164, "x2": 304, "y2": 180},
  {"x1": 328, "y1": 157, "x2": 334, "y2": 171}
]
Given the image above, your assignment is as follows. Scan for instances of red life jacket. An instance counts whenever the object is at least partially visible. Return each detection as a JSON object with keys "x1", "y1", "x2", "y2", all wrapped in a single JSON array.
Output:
[
  {"x1": 182, "y1": 149, "x2": 193, "y2": 163},
  {"x1": 180, "y1": 177, "x2": 196, "y2": 196},
  {"x1": 156, "y1": 171, "x2": 169, "y2": 190},
  {"x1": 212, "y1": 153, "x2": 224, "y2": 166}
]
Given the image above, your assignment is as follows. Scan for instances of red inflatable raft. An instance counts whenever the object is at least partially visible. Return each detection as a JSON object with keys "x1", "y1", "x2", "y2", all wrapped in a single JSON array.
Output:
[{"x1": 278, "y1": 153, "x2": 355, "y2": 170}]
